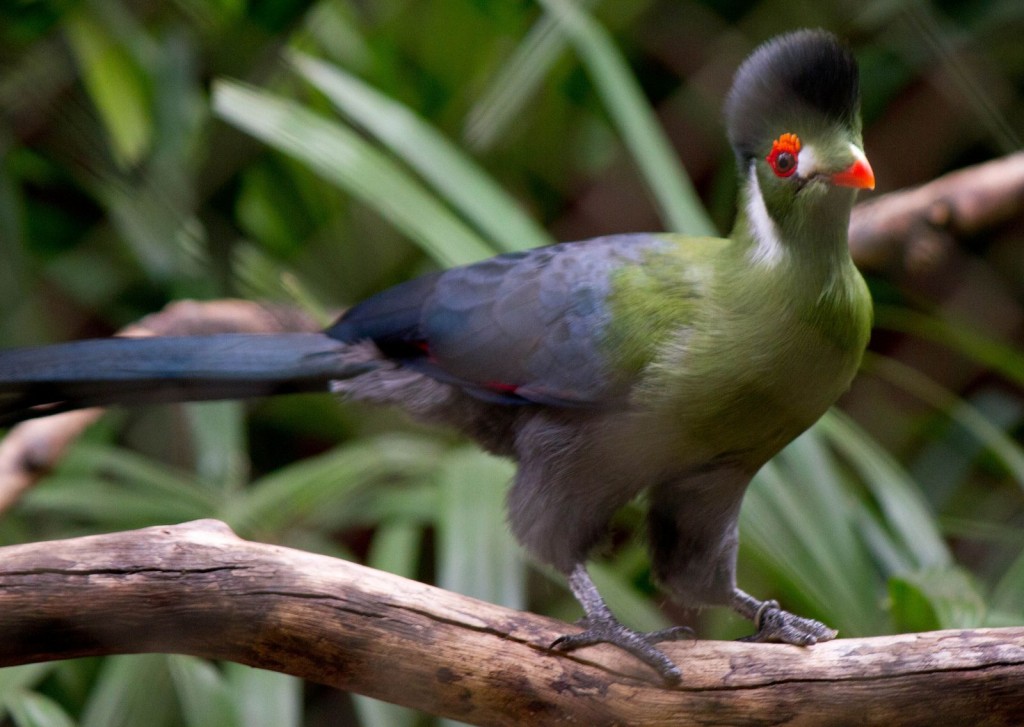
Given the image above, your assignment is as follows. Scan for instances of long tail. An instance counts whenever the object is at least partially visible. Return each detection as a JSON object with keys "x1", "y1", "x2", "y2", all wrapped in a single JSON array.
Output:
[{"x1": 0, "y1": 333, "x2": 375, "y2": 426}]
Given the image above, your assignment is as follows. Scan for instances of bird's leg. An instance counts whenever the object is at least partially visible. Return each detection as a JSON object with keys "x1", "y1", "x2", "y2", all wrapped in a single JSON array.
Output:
[
  {"x1": 551, "y1": 564, "x2": 692, "y2": 683},
  {"x1": 730, "y1": 588, "x2": 837, "y2": 644}
]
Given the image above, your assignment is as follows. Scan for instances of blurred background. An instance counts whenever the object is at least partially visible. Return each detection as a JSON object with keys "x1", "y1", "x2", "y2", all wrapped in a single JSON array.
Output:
[{"x1": 1, "y1": 0, "x2": 1023, "y2": 725}]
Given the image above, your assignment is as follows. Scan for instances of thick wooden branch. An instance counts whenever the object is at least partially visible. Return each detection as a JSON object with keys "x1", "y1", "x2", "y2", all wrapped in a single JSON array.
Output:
[{"x1": 0, "y1": 520, "x2": 1021, "y2": 726}]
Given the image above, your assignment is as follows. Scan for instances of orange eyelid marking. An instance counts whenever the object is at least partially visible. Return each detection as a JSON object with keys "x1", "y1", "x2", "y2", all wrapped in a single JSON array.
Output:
[
  {"x1": 769, "y1": 133, "x2": 802, "y2": 157},
  {"x1": 766, "y1": 132, "x2": 802, "y2": 177}
]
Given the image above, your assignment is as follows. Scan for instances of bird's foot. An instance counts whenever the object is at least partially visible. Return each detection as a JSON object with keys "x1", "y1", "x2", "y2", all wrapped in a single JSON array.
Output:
[
  {"x1": 552, "y1": 616, "x2": 692, "y2": 683},
  {"x1": 736, "y1": 597, "x2": 837, "y2": 645},
  {"x1": 556, "y1": 564, "x2": 691, "y2": 683}
]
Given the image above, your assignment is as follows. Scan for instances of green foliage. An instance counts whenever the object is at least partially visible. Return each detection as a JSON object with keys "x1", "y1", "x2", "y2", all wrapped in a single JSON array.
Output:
[{"x1": 2, "y1": 0, "x2": 1024, "y2": 724}]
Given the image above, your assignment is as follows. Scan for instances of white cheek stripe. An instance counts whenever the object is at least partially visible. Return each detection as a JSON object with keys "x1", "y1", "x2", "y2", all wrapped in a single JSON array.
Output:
[{"x1": 745, "y1": 163, "x2": 785, "y2": 267}]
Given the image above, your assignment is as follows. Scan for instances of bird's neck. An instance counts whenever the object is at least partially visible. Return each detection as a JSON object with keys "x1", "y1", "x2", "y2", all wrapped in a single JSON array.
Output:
[
  {"x1": 722, "y1": 170, "x2": 870, "y2": 360},
  {"x1": 729, "y1": 169, "x2": 857, "y2": 293}
]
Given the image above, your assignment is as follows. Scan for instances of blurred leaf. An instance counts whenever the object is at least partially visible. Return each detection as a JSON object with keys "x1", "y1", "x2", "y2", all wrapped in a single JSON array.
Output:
[
  {"x1": 299, "y1": 0, "x2": 372, "y2": 71},
  {"x1": 229, "y1": 244, "x2": 333, "y2": 320},
  {"x1": 866, "y1": 354, "x2": 1024, "y2": 493},
  {"x1": 437, "y1": 447, "x2": 525, "y2": 609},
  {"x1": 224, "y1": 434, "x2": 441, "y2": 536},
  {"x1": 989, "y1": 546, "x2": 1024, "y2": 621},
  {"x1": 818, "y1": 410, "x2": 951, "y2": 570},
  {"x1": 23, "y1": 479, "x2": 212, "y2": 530},
  {"x1": 876, "y1": 307, "x2": 1024, "y2": 389},
  {"x1": 348, "y1": 479, "x2": 440, "y2": 525},
  {"x1": 744, "y1": 428, "x2": 884, "y2": 635},
  {"x1": 0, "y1": 665, "x2": 57, "y2": 723},
  {"x1": 22, "y1": 442, "x2": 218, "y2": 529},
  {"x1": 167, "y1": 656, "x2": 238, "y2": 727},
  {"x1": 888, "y1": 573, "x2": 942, "y2": 632},
  {"x1": 213, "y1": 80, "x2": 496, "y2": 267},
  {"x1": 81, "y1": 656, "x2": 179, "y2": 727},
  {"x1": 463, "y1": 0, "x2": 598, "y2": 151},
  {"x1": 184, "y1": 401, "x2": 248, "y2": 493},
  {"x1": 536, "y1": 0, "x2": 715, "y2": 236},
  {"x1": 888, "y1": 567, "x2": 986, "y2": 631},
  {"x1": 367, "y1": 520, "x2": 424, "y2": 578},
  {"x1": 291, "y1": 51, "x2": 553, "y2": 254},
  {"x1": 6, "y1": 690, "x2": 76, "y2": 727},
  {"x1": 222, "y1": 664, "x2": 300, "y2": 727},
  {"x1": 588, "y1": 561, "x2": 670, "y2": 632},
  {"x1": 63, "y1": 11, "x2": 151, "y2": 167}
]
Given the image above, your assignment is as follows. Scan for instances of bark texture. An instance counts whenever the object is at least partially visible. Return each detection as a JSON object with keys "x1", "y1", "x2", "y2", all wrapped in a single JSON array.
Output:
[{"x1": 0, "y1": 520, "x2": 1021, "y2": 727}]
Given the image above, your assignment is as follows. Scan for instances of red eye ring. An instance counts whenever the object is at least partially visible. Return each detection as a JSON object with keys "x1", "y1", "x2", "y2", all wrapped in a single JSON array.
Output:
[{"x1": 767, "y1": 133, "x2": 801, "y2": 178}]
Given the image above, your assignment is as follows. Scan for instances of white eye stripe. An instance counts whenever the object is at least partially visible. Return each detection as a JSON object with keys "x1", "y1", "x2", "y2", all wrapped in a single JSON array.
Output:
[{"x1": 796, "y1": 144, "x2": 819, "y2": 177}]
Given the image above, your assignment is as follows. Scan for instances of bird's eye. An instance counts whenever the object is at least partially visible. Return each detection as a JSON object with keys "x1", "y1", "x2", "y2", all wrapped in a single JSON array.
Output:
[
  {"x1": 766, "y1": 133, "x2": 801, "y2": 178},
  {"x1": 773, "y1": 152, "x2": 796, "y2": 175}
]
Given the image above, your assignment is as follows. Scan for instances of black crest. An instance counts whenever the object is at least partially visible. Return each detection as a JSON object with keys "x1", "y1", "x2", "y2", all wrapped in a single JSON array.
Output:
[{"x1": 726, "y1": 29, "x2": 861, "y2": 163}]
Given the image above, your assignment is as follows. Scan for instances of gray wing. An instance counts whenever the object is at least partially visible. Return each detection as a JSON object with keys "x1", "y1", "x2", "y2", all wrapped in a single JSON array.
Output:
[{"x1": 329, "y1": 234, "x2": 668, "y2": 406}]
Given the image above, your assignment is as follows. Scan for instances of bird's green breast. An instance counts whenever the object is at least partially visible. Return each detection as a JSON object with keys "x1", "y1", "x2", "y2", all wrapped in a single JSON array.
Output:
[{"x1": 605, "y1": 235, "x2": 872, "y2": 469}]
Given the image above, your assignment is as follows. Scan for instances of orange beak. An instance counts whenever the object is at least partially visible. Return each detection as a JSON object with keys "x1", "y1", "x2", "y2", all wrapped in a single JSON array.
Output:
[{"x1": 830, "y1": 147, "x2": 875, "y2": 190}]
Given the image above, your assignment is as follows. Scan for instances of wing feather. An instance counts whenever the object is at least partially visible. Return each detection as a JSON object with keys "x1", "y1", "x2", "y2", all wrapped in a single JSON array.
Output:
[{"x1": 328, "y1": 234, "x2": 675, "y2": 406}]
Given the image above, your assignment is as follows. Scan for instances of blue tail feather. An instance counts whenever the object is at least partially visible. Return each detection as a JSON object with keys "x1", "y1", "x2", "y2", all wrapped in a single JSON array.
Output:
[{"x1": 0, "y1": 333, "x2": 371, "y2": 425}]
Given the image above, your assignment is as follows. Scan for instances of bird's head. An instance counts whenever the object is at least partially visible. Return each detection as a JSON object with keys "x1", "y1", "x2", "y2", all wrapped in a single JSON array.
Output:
[{"x1": 726, "y1": 30, "x2": 874, "y2": 238}]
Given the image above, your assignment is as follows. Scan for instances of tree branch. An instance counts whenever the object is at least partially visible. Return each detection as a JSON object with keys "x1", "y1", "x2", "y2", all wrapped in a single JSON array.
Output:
[
  {"x1": 0, "y1": 519, "x2": 1022, "y2": 726},
  {"x1": 849, "y1": 151, "x2": 1024, "y2": 275}
]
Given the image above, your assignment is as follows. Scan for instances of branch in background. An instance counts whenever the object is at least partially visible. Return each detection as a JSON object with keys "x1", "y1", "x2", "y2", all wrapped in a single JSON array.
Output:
[
  {"x1": 849, "y1": 151, "x2": 1024, "y2": 275},
  {"x1": 0, "y1": 519, "x2": 1021, "y2": 726}
]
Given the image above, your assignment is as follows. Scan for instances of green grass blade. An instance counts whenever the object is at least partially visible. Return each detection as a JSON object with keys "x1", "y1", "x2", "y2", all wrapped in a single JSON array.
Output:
[
  {"x1": 367, "y1": 521, "x2": 423, "y2": 578},
  {"x1": 290, "y1": 52, "x2": 552, "y2": 254},
  {"x1": 184, "y1": 402, "x2": 249, "y2": 493},
  {"x1": 223, "y1": 665, "x2": 301, "y2": 727},
  {"x1": 865, "y1": 353, "x2": 1024, "y2": 493},
  {"x1": 0, "y1": 665, "x2": 57, "y2": 723},
  {"x1": 81, "y1": 656, "x2": 179, "y2": 727},
  {"x1": 853, "y1": 502, "x2": 915, "y2": 575},
  {"x1": 587, "y1": 561, "x2": 671, "y2": 632},
  {"x1": 167, "y1": 656, "x2": 239, "y2": 727},
  {"x1": 889, "y1": 566, "x2": 986, "y2": 631},
  {"x1": 462, "y1": 0, "x2": 598, "y2": 151},
  {"x1": 744, "y1": 430, "x2": 884, "y2": 635},
  {"x1": 22, "y1": 442, "x2": 218, "y2": 528},
  {"x1": 875, "y1": 307, "x2": 1024, "y2": 388},
  {"x1": 213, "y1": 80, "x2": 496, "y2": 267},
  {"x1": 535, "y1": 0, "x2": 715, "y2": 236},
  {"x1": 436, "y1": 447, "x2": 525, "y2": 609},
  {"x1": 64, "y1": 11, "x2": 152, "y2": 167},
  {"x1": 6, "y1": 690, "x2": 76, "y2": 727},
  {"x1": 224, "y1": 434, "x2": 441, "y2": 536},
  {"x1": 817, "y1": 409, "x2": 951, "y2": 570},
  {"x1": 990, "y1": 546, "x2": 1024, "y2": 622}
]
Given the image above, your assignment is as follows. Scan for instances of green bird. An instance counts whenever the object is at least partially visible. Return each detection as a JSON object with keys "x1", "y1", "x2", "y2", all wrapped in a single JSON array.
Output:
[{"x1": 0, "y1": 29, "x2": 874, "y2": 682}]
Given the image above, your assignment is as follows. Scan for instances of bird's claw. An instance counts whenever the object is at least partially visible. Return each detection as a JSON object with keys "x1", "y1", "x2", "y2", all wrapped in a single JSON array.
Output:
[
  {"x1": 552, "y1": 618, "x2": 692, "y2": 683},
  {"x1": 738, "y1": 599, "x2": 837, "y2": 645}
]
